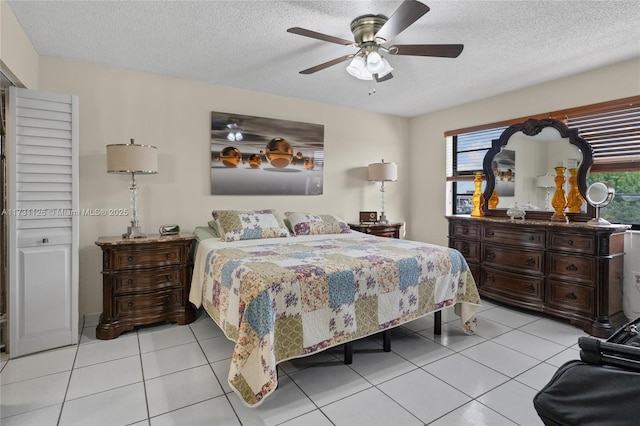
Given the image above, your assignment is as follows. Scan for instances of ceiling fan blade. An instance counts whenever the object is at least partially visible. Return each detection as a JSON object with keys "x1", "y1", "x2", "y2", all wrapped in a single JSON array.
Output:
[
  {"x1": 374, "y1": 0, "x2": 430, "y2": 43},
  {"x1": 374, "y1": 73, "x2": 394, "y2": 83},
  {"x1": 299, "y1": 54, "x2": 355, "y2": 74},
  {"x1": 390, "y1": 44, "x2": 464, "y2": 58},
  {"x1": 287, "y1": 27, "x2": 354, "y2": 46}
]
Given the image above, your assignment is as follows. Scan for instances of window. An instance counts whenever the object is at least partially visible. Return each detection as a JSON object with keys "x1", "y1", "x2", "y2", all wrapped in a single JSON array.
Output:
[
  {"x1": 446, "y1": 128, "x2": 505, "y2": 214},
  {"x1": 446, "y1": 96, "x2": 640, "y2": 228},
  {"x1": 565, "y1": 101, "x2": 640, "y2": 227}
]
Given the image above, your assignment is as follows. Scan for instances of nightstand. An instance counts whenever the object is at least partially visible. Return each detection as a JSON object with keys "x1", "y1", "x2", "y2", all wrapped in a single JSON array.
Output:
[
  {"x1": 348, "y1": 222, "x2": 402, "y2": 239},
  {"x1": 95, "y1": 233, "x2": 196, "y2": 339}
]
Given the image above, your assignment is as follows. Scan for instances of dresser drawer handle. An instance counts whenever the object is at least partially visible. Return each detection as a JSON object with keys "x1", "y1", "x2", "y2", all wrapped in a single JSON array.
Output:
[
  {"x1": 460, "y1": 246, "x2": 469, "y2": 255},
  {"x1": 567, "y1": 264, "x2": 578, "y2": 272},
  {"x1": 127, "y1": 301, "x2": 133, "y2": 307},
  {"x1": 486, "y1": 231, "x2": 495, "y2": 237},
  {"x1": 462, "y1": 228, "x2": 468, "y2": 234},
  {"x1": 565, "y1": 292, "x2": 577, "y2": 300},
  {"x1": 165, "y1": 253, "x2": 172, "y2": 260},
  {"x1": 525, "y1": 258, "x2": 536, "y2": 266},
  {"x1": 567, "y1": 239, "x2": 574, "y2": 246},
  {"x1": 127, "y1": 278, "x2": 133, "y2": 285},
  {"x1": 165, "y1": 274, "x2": 172, "y2": 281},
  {"x1": 528, "y1": 235, "x2": 535, "y2": 241},
  {"x1": 524, "y1": 284, "x2": 535, "y2": 293},
  {"x1": 486, "y1": 251, "x2": 496, "y2": 260},
  {"x1": 486, "y1": 275, "x2": 495, "y2": 283},
  {"x1": 127, "y1": 256, "x2": 134, "y2": 262}
]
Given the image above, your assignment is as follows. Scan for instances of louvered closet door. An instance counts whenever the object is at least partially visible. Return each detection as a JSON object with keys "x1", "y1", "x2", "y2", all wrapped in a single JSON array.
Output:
[{"x1": 8, "y1": 87, "x2": 79, "y2": 358}]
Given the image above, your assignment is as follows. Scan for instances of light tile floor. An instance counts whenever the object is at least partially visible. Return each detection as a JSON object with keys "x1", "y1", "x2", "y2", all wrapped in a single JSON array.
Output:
[{"x1": 0, "y1": 300, "x2": 587, "y2": 425}]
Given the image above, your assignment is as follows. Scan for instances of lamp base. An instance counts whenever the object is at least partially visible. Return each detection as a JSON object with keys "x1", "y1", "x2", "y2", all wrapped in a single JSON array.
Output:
[
  {"x1": 378, "y1": 213, "x2": 389, "y2": 224},
  {"x1": 123, "y1": 223, "x2": 146, "y2": 239}
]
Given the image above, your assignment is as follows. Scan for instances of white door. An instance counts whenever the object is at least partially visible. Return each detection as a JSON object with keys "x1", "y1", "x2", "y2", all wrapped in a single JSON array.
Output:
[{"x1": 8, "y1": 87, "x2": 79, "y2": 358}]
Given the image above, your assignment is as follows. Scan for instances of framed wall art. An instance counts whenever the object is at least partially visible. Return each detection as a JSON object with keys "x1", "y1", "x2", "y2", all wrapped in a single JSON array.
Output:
[{"x1": 210, "y1": 111, "x2": 324, "y2": 195}]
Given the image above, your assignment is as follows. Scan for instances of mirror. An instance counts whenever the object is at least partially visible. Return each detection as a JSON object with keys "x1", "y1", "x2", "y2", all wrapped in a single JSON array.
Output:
[
  {"x1": 482, "y1": 118, "x2": 594, "y2": 221},
  {"x1": 586, "y1": 182, "x2": 615, "y2": 225}
]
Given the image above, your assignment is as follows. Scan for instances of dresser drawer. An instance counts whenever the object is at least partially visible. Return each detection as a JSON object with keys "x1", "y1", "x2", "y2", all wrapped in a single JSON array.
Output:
[
  {"x1": 547, "y1": 253, "x2": 595, "y2": 285},
  {"x1": 483, "y1": 226, "x2": 545, "y2": 248},
  {"x1": 450, "y1": 238, "x2": 481, "y2": 263},
  {"x1": 114, "y1": 268, "x2": 182, "y2": 295},
  {"x1": 482, "y1": 267, "x2": 544, "y2": 303},
  {"x1": 483, "y1": 244, "x2": 544, "y2": 275},
  {"x1": 450, "y1": 221, "x2": 481, "y2": 239},
  {"x1": 115, "y1": 288, "x2": 183, "y2": 316},
  {"x1": 112, "y1": 246, "x2": 183, "y2": 271},
  {"x1": 546, "y1": 280, "x2": 594, "y2": 315},
  {"x1": 548, "y1": 232, "x2": 595, "y2": 254}
]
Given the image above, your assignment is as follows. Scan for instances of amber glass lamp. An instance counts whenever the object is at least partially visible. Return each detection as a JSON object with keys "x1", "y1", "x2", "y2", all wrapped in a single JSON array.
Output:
[
  {"x1": 471, "y1": 172, "x2": 484, "y2": 217},
  {"x1": 550, "y1": 166, "x2": 568, "y2": 222}
]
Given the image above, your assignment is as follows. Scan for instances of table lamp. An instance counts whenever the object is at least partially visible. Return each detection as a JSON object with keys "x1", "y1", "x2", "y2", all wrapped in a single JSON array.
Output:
[
  {"x1": 107, "y1": 139, "x2": 158, "y2": 238},
  {"x1": 537, "y1": 174, "x2": 555, "y2": 211},
  {"x1": 368, "y1": 159, "x2": 398, "y2": 224}
]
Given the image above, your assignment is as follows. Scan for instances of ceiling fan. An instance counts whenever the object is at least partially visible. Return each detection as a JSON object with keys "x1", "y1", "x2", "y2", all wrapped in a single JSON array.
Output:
[{"x1": 287, "y1": 0, "x2": 463, "y2": 82}]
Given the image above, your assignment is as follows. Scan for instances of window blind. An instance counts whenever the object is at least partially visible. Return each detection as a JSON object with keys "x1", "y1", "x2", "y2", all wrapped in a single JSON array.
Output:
[{"x1": 565, "y1": 104, "x2": 640, "y2": 168}]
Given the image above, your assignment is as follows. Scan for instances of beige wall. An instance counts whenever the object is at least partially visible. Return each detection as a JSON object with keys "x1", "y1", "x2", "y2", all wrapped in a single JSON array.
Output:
[
  {"x1": 0, "y1": 1, "x2": 38, "y2": 88},
  {"x1": 408, "y1": 58, "x2": 640, "y2": 247},
  {"x1": 4, "y1": 0, "x2": 638, "y2": 317},
  {"x1": 36, "y1": 56, "x2": 409, "y2": 316}
]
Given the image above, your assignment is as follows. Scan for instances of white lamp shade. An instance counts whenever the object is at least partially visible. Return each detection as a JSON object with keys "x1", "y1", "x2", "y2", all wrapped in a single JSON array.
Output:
[
  {"x1": 376, "y1": 58, "x2": 394, "y2": 78},
  {"x1": 107, "y1": 142, "x2": 158, "y2": 174},
  {"x1": 536, "y1": 175, "x2": 555, "y2": 188},
  {"x1": 368, "y1": 161, "x2": 398, "y2": 182},
  {"x1": 346, "y1": 56, "x2": 373, "y2": 81},
  {"x1": 366, "y1": 51, "x2": 384, "y2": 73}
]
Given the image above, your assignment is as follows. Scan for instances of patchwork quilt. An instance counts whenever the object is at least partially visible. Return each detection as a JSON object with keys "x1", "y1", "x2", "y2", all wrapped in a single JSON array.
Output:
[{"x1": 189, "y1": 232, "x2": 481, "y2": 406}]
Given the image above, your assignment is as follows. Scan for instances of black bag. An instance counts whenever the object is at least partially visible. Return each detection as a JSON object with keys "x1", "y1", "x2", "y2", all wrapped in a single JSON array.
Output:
[
  {"x1": 578, "y1": 317, "x2": 640, "y2": 372},
  {"x1": 533, "y1": 360, "x2": 640, "y2": 426},
  {"x1": 533, "y1": 317, "x2": 640, "y2": 426}
]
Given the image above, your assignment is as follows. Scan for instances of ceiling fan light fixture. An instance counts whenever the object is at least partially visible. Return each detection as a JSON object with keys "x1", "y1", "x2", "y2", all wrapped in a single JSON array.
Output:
[
  {"x1": 346, "y1": 56, "x2": 373, "y2": 80},
  {"x1": 366, "y1": 50, "x2": 384, "y2": 73},
  {"x1": 376, "y1": 58, "x2": 394, "y2": 78}
]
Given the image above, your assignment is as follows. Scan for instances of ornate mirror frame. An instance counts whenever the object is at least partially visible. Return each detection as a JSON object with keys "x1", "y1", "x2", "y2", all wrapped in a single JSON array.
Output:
[{"x1": 482, "y1": 118, "x2": 595, "y2": 221}]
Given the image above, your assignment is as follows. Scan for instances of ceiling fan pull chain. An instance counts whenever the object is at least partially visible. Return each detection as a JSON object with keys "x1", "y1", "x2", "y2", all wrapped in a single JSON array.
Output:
[{"x1": 368, "y1": 80, "x2": 376, "y2": 96}]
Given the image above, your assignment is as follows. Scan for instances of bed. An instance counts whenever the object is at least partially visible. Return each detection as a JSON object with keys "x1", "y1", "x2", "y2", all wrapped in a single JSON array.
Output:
[{"x1": 189, "y1": 210, "x2": 481, "y2": 406}]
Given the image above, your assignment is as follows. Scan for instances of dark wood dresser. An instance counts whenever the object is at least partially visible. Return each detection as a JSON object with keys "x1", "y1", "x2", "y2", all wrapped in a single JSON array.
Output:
[
  {"x1": 447, "y1": 216, "x2": 629, "y2": 337},
  {"x1": 95, "y1": 233, "x2": 196, "y2": 339},
  {"x1": 348, "y1": 222, "x2": 402, "y2": 238}
]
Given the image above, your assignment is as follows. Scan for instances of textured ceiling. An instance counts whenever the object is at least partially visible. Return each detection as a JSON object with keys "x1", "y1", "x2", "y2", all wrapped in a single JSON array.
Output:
[{"x1": 7, "y1": 0, "x2": 640, "y2": 118}]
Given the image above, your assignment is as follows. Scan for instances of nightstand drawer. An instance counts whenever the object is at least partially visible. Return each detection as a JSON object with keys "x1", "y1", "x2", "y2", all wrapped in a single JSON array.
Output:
[
  {"x1": 114, "y1": 268, "x2": 181, "y2": 294},
  {"x1": 115, "y1": 288, "x2": 183, "y2": 316},
  {"x1": 112, "y1": 246, "x2": 183, "y2": 271},
  {"x1": 348, "y1": 223, "x2": 402, "y2": 238}
]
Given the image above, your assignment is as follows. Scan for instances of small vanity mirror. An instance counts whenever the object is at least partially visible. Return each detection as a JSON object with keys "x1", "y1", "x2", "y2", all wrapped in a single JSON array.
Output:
[
  {"x1": 586, "y1": 181, "x2": 615, "y2": 225},
  {"x1": 482, "y1": 118, "x2": 594, "y2": 221}
]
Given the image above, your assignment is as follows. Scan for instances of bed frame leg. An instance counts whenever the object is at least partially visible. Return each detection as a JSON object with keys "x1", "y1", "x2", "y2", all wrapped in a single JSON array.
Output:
[
  {"x1": 383, "y1": 329, "x2": 391, "y2": 352},
  {"x1": 344, "y1": 341, "x2": 353, "y2": 364},
  {"x1": 434, "y1": 311, "x2": 442, "y2": 335}
]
